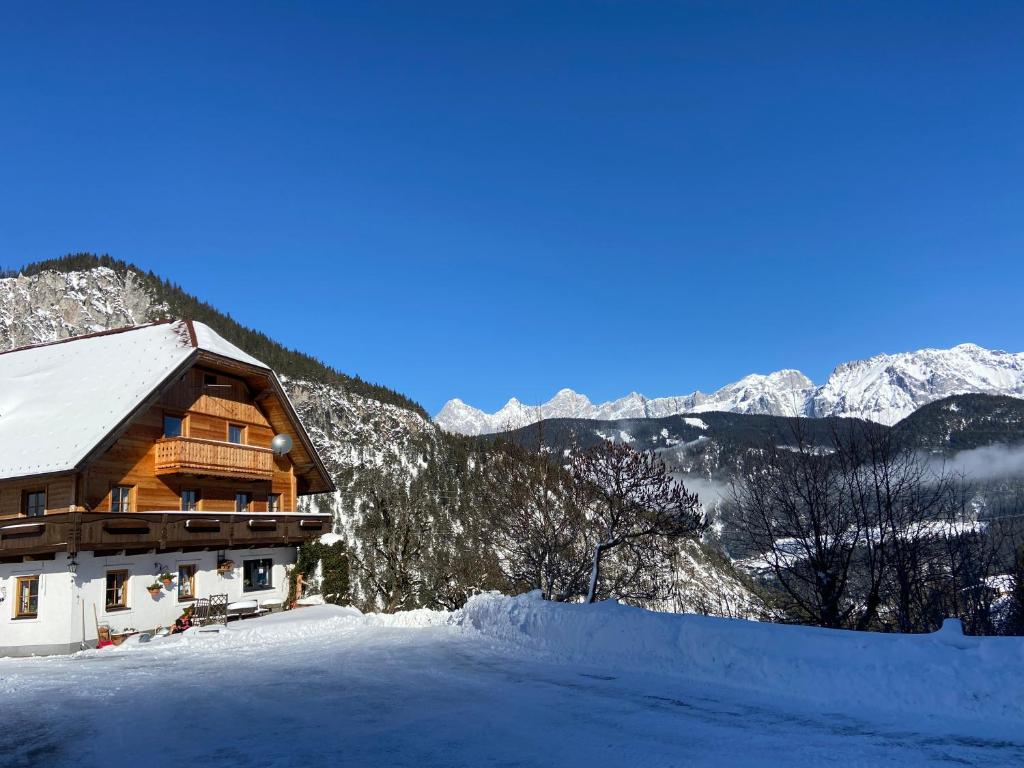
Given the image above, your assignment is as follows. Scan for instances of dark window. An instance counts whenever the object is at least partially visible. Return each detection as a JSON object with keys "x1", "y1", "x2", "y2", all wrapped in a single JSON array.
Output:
[
  {"x1": 243, "y1": 558, "x2": 273, "y2": 592},
  {"x1": 15, "y1": 575, "x2": 39, "y2": 618},
  {"x1": 235, "y1": 493, "x2": 251, "y2": 513},
  {"x1": 203, "y1": 373, "x2": 217, "y2": 387},
  {"x1": 228, "y1": 424, "x2": 245, "y2": 444},
  {"x1": 178, "y1": 564, "x2": 196, "y2": 601},
  {"x1": 24, "y1": 490, "x2": 46, "y2": 518},
  {"x1": 181, "y1": 489, "x2": 198, "y2": 511},
  {"x1": 267, "y1": 493, "x2": 281, "y2": 513},
  {"x1": 163, "y1": 414, "x2": 183, "y2": 438},
  {"x1": 111, "y1": 486, "x2": 133, "y2": 513},
  {"x1": 105, "y1": 570, "x2": 129, "y2": 610}
]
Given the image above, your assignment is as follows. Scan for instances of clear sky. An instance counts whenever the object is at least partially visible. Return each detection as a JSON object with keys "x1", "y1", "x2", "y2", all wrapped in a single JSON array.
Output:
[{"x1": 1, "y1": 2, "x2": 1022, "y2": 415}]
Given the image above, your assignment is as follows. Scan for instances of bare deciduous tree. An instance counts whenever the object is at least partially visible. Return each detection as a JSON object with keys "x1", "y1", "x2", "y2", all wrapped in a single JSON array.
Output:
[
  {"x1": 572, "y1": 440, "x2": 705, "y2": 604},
  {"x1": 730, "y1": 418, "x2": 1021, "y2": 633},
  {"x1": 478, "y1": 439, "x2": 590, "y2": 600},
  {"x1": 731, "y1": 420, "x2": 860, "y2": 628}
]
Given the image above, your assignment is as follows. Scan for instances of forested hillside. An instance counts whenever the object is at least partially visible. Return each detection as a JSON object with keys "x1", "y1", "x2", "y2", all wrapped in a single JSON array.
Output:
[{"x1": 894, "y1": 394, "x2": 1024, "y2": 451}]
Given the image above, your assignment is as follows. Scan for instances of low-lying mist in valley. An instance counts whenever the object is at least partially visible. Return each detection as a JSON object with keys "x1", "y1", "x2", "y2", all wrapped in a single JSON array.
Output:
[{"x1": 929, "y1": 442, "x2": 1024, "y2": 485}]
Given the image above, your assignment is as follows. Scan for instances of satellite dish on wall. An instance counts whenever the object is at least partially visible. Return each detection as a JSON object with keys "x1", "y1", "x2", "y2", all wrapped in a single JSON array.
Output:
[{"x1": 271, "y1": 434, "x2": 293, "y2": 456}]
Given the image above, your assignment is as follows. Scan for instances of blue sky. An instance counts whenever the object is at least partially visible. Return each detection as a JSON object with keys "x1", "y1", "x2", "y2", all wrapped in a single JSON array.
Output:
[{"x1": 1, "y1": 3, "x2": 1022, "y2": 414}]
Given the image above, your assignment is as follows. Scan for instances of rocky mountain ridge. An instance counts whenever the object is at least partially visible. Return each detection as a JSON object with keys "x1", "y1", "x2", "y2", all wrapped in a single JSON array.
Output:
[{"x1": 437, "y1": 345, "x2": 1024, "y2": 435}]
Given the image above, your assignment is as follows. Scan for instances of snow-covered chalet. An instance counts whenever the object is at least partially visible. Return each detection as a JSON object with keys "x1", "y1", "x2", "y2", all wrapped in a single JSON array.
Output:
[{"x1": 0, "y1": 320, "x2": 335, "y2": 656}]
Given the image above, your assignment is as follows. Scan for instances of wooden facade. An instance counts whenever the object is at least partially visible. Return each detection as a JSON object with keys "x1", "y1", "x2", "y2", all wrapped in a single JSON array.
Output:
[
  {"x1": 0, "y1": 511, "x2": 327, "y2": 560},
  {"x1": 0, "y1": 355, "x2": 334, "y2": 561}
]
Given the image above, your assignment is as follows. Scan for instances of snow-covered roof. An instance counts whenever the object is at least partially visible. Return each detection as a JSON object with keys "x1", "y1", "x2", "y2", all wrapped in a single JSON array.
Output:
[
  {"x1": 191, "y1": 321, "x2": 267, "y2": 369},
  {"x1": 0, "y1": 320, "x2": 269, "y2": 480}
]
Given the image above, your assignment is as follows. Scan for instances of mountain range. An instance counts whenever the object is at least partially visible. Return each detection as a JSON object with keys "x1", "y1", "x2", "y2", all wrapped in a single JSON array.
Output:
[{"x1": 435, "y1": 344, "x2": 1024, "y2": 435}]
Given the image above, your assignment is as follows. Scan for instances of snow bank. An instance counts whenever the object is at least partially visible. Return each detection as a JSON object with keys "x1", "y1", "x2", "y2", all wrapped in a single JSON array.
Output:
[
  {"x1": 73, "y1": 604, "x2": 451, "y2": 660},
  {"x1": 68, "y1": 596, "x2": 1024, "y2": 732},
  {"x1": 458, "y1": 592, "x2": 1024, "y2": 728}
]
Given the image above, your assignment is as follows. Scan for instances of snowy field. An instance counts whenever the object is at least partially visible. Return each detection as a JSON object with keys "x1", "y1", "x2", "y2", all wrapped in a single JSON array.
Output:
[{"x1": 2, "y1": 594, "x2": 1023, "y2": 768}]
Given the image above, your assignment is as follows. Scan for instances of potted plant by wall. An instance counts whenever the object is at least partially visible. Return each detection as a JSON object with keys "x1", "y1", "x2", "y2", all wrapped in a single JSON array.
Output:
[
  {"x1": 147, "y1": 583, "x2": 162, "y2": 598},
  {"x1": 159, "y1": 572, "x2": 175, "y2": 588}
]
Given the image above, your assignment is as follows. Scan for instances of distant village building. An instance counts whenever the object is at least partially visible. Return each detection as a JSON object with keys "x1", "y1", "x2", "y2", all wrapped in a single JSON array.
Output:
[{"x1": 0, "y1": 321, "x2": 335, "y2": 656}]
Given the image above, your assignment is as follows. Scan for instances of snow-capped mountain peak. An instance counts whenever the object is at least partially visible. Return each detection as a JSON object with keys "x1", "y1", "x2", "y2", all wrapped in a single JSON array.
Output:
[
  {"x1": 435, "y1": 345, "x2": 1024, "y2": 435},
  {"x1": 810, "y1": 343, "x2": 1024, "y2": 424}
]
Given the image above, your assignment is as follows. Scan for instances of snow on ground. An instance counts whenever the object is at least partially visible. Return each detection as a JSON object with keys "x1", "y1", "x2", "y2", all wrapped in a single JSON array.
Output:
[{"x1": 2, "y1": 594, "x2": 1023, "y2": 768}]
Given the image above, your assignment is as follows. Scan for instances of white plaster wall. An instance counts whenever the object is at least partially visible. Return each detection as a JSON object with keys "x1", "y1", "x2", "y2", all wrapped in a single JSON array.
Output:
[
  {"x1": 0, "y1": 557, "x2": 79, "y2": 653},
  {"x1": 0, "y1": 547, "x2": 296, "y2": 655}
]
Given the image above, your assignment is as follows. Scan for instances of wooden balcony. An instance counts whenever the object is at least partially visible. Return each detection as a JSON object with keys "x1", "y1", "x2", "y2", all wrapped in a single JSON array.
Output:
[
  {"x1": 155, "y1": 436, "x2": 275, "y2": 481},
  {"x1": 0, "y1": 511, "x2": 332, "y2": 559}
]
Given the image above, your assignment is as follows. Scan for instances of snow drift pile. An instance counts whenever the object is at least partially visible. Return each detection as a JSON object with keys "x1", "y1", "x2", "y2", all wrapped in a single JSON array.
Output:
[{"x1": 458, "y1": 591, "x2": 1024, "y2": 728}]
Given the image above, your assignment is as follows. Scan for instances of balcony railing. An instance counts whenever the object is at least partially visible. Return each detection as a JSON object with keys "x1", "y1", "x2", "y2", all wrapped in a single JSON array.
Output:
[
  {"x1": 155, "y1": 436, "x2": 275, "y2": 480},
  {"x1": 0, "y1": 511, "x2": 332, "y2": 558}
]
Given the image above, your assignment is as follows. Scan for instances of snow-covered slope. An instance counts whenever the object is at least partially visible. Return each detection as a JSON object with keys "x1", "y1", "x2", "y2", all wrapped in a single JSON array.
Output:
[{"x1": 437, "y1": 346, "x2": 1024, "y2": 434}]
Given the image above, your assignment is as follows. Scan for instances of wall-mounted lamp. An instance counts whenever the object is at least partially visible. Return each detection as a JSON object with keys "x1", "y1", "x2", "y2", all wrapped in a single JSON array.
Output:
[{"x1": 68, "y1": 555, "x2": 79, "y2": 575}]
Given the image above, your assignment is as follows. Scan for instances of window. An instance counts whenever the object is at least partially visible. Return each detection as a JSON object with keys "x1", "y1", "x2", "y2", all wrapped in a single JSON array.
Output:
[
  {"x1": 163, "y1": 413, "x2": 184, "y2": 438},
  {"x1": 111, "y1": 486, "x2": 133, "y2": 513},
  {"x1": 243, "y1": 558, "x2": 273, "y2": 592},
  {"x1": 228, "y1": 424, "x2": 245, "y2": 444},
  {"x1": 181, "y1": 489, "x2": 198, "y2": 511},
  {"x1": 105, "y1": 570, "x2": 129, "y2": 610},
  {"x1": 177, "y1": 564, "x2": 196, "y2": 601},
  {"x1": 267, "y1": 493, "x2": 281, "y2": 513},
  {"x1": 235, "y1": 493, "x2": 251, "y2": 513},
  {"x1": 203, "y1": 373, "x2": 217, "y2": 387},
  {"x1": 24, "y1": 490, "x2": 46, "y2": 518},
  {"x1": 14, "y1": 576, "x2": 39, "y2": 618}
]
